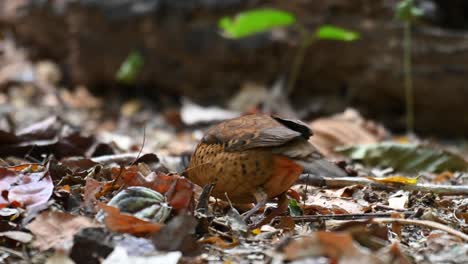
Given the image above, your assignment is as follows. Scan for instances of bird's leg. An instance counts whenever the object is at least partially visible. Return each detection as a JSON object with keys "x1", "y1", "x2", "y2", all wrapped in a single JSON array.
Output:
[
  {"x1": 241, "y1": 188, "x2": 268, "y2": 222},
  {"x1": 251, "y1": 192, "x2": 288, "y2": 228}
]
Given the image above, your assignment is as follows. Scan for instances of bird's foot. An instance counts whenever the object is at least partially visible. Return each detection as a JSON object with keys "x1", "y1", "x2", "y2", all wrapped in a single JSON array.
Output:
[{"x1": 249, "y1": 192, "x2": 288, "y2": 229}]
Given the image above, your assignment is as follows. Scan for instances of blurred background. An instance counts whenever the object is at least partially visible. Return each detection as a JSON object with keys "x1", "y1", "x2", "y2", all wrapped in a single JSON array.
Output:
[{"x1": 0, "y1": 0, "x2": 467, "y2": 144}]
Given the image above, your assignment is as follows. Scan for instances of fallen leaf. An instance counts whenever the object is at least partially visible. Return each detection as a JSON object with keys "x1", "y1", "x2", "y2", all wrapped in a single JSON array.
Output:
[
  {"x1": 180, "y1": 98, "x2": 240, "y2": 125},
  {"x1": 152, "y1": 214, "x2": 200, "y2": 256},
  {"x1": 297, "y1": 188, "x2": 367, "y2": 215},
  {"x1": 8, "y1": 171, "x2": 54, "y2": 211},
  {"x1": 0, "y1": 167, "x2": 17, "y2": 208},
  {"x1": 283, "y1": 231, "x2": 381, "y2": 263},
  {"x1": 433, "y1": 171, "x2": 454, "y2": 183},
  {"x1": 0, "y1": 231, "x2": 33, "y2": 243},
  {"x1": 199, "y1": 236, "x2": 239, "y2": 249},
  {"x1": 103, "y1": 246, "x2": 181, "y2": 264},
  {"x1": 45, "y1": 252, "x2": 76, "y2": 264},
  {"x1": 388, "y1": 191, "x2": 409, "y2": 210},
  {"x1": 122, "y1": 171, "x2": 194, "y2": 211},
  {"x1": 26, "y1": 211, "x2": 99, "y2": 250},
  {"x1": 83, "y1": 178, "x2": 102, "y2": 212},
  {"x1": 99, "y1": 203, "x2": 163, "y2": 236},
  {"x1": 338, "y1": 142, "x2": 468, "y2": 173},
  {"x1": 309, "y1": 109, "x2": 387, "y2": 157},
  {"x1": 7, "y1": 163, "x2": 43, "y2": 172},
  {"x1": 367, "y1": 175, "x2": 419, "y2": 185}
]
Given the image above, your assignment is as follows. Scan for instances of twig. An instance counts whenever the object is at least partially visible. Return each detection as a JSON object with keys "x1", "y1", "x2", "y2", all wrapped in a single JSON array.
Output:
[
  {"x1": 299, "y1": 176, "x2": 468, "y2": 196},
  {"x1": 277, "y1": 212, "x2": 414, "y2": 222},
  {"x1": 372, "y1": 218, "x2": 468, "y2": 241},
  {"x1": 129, "y1": 125, "x2": 146, "y2": 166},
  {"x1": 403, "y1": 20, "x2": 414, "y2": 133},
  {"x1": 0, "y1": 246, "x2": 24, "y2": 259},
  {"x1": 286, "y1": 26, "x2": 314, "y2": 95}
]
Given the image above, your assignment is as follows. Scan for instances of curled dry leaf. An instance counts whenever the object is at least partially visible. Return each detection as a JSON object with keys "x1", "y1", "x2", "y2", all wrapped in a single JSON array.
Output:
[
  {"x1": 83, "y1": 178, "x2": 102, "y2": 212},
  {"x1": 0, "y1": 166, "x2": 53, "y2": 211},
  {"x1": 309, "y1": 109, "x2": 387, "y2": 157},
  {"x1": 0, "y1": 167, "x2": 17, "y2": 207},
  {"x1": 0, "y1": 231, "x2": 33, "y2": 243},
  {"x1": 103, "y1": 246, "x2": 182, "y2": 264},
  {"x1": 122, "y1": 170, "x2": 194, "y2": 211},
  {"x1": 366, "y1": 175, "x2": 419, "y2": 185},
  {"x1": 98, "y1": 203, "x2": 163, "y2": 236},
  {"x1": 199, "y1": 236, "x2": 239, "y2": 249},
  {"x1": 26, "y1": 211, "x2": 99, "y2": 250},
  {"x1": 283, "y1": 231, "x2": 382, "y2": 263}
]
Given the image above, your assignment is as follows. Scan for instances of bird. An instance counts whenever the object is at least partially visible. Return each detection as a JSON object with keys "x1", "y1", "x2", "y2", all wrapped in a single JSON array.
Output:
[{"x1": 186, "y1": 114, "x2": 346, "y2": 224}]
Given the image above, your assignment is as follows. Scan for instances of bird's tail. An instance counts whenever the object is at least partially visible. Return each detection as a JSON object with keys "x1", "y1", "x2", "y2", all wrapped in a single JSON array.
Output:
[{"x1": 295, "y1": 158, "x2": 347, "y2": 179}]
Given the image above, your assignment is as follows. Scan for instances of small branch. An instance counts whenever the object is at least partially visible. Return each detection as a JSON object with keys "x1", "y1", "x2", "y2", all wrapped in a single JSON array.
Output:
[
  {"x1": 299, "y1": 176, "x2": 468, "y2": 196},
  {"x1": 403, "y1": 21, "x2": 414, "y2": 133},
  {"x1": 372, "y1": 218, "x2": 468, "y2": 241},
  {"x1": 286, "y1": 26, "x2": 314, "y2": 95},
  {"x1": 279, "y1": 212, "x2": 414, "y2": 222}
]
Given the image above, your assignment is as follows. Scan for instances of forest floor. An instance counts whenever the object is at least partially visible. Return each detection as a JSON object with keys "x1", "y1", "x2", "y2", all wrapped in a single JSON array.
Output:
[{"x1": 0, "y1": 38, "x2": 467, "y2": 264}]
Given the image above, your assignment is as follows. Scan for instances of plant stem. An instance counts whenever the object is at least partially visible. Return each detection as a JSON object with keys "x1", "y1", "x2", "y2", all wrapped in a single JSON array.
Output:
[
  {"x1": 299, "y1": 176, "x2": 468, "y2": 196},
  {"x1": 286, "y1": 26, "x2": 314, "y2": 95},
  {"x1": 403, "y1": 21, "x2": 414, "y2": 133}
]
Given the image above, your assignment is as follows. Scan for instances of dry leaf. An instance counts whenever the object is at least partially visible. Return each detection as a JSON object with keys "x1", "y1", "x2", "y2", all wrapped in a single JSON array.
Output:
[
  {"x1": 27, "y1": 211, "x2": 99, "y2": 250},
  {"x1": 366, "y1": 175, "x2": 419, "y2": 185},
  {"x1": 99, "y1": 203, "x2": 163, "y2": 236},
  {"x1": 103, "y1": 246, "x2": 181, "y2": 264},
  {"x1": 309, "y1": 109, "x2": 387, "y2": 157},
  {"x1": 199, "y1": 236, "x2": 239, "y2": 249},
  {"x1": 388, "y1": 191, "x2": 409, "y2": 210},
  {"x1": 122, "y1": 171, "x2": 194, "y2": 211},
  {"x1": 7, "y1": 171, "x2": 54, "y2": 211},
  {"x1": 0, "y1": 231, "x2": 33, "y2": 243},
  {"x1": 283, "y1": 231, "x2": 382, "y2": 263}
]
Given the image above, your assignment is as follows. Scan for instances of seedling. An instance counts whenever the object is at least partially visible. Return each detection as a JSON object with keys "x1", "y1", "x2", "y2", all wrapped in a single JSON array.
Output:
[
  {"x1": 219, "y1": 8, "x2": 359, "y2": 95},
  {"x1": 396, "y1": 0, "x2": 423, "y2": 133},
  {"x1": 116, "y1": 50, "x2": 144, "y2": 84}
]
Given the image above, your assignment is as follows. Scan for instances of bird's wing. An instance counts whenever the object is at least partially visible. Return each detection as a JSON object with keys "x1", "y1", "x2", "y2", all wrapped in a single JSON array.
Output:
[{"x1": 201, "y1": 114, "x2": 312, "y2": 152}]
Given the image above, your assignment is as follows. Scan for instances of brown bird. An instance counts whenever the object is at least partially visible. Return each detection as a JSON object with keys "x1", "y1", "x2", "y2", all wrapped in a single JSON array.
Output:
[{"x1": 187, "y1": 114, "x2": 346, "y2": 223}]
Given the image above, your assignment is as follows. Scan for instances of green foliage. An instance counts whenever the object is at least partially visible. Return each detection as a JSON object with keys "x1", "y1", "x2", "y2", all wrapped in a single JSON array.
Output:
[
  {"x1": 396, "y1": 0, "x2": 423, "y2": 22},
  {"x1": 116, "y1": 51, "x2": 144, "y2": 84},
  {"x1": 315, "y1": 25, "x2": 360, "y2": 42},
  {"x1": 218, "y1": 8, "x2": 296, "y2": 39},
  {"x1": 337, "y1": 142, "x2": 468, "y2": 174},
  {"x1": 288, "y1": 198, "x2": 302, "y2": 216}
]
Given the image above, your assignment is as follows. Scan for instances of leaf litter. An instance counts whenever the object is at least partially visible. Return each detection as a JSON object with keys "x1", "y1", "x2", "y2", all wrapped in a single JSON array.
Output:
[{"x1": 0, "y1": 41, "x2": 467, "y2": 264}]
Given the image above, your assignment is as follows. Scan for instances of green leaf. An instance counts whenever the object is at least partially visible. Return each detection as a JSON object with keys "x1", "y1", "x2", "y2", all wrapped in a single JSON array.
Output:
[
  {"x1": 218, "y1": 8, "x2": 296, "y2": 39},
  {"x1": 337, "y1": 142, "x2": 468, "y2": 174},
  {"x1": 315, "y1": 25, "x2": 360, "y2": 41},
  {"x1": 116, "y1": 51, "x2": 144, "y2": 84},
  {"x1": 288, "y1": 199, "x2": 302, "y2": 217},
  {"x1": 396, "y1": 0, "x2": 423, "y2": 22}
]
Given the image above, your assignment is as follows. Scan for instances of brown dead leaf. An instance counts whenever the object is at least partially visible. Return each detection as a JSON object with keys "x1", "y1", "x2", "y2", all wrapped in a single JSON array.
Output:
[
  {"x1": 433, "y1": 171, "x2": 454, "y2": 183},
  {"x1": 98, "y1": 203, "x2": 163, "y2": 236},
  {"x1": 283, "y1": 231, "x2": 382, "y2": 263},
  {"x1": 309, "y1": 109, "x2": 387, "y2": 157},
  {"x1": 122, "y1": 171, "x2": 194, "y2": 211},
  {"x1": 7, "y1": 163, "x2": 43, "y2": 172},
  {"x1": 26, "y1": 211, "x2": 99, "y2": 250},
  {"x1": 83, "y1": 178, "x2": 102, "y2": 212},
  {"x1": 199, "y1": 236, "x2": 239, "y2": 249},
  {"x1": 0, "y1": 167, "x2": 17, "y2": 208},
  {"x1": 277, "y1": 216, "x2": 296, "y2": 231},
  {"x1": 152, "y1": 214, "x2": 200, "y2": 256},
  {"x1": 298, "y1": 188, "x2": 367, "y2": 215}
]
